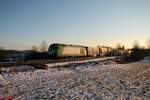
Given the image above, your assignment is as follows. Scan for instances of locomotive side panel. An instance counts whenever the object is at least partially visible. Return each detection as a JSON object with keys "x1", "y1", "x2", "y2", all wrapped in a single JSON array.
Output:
[{"x1": 60, "y1": 45, "x2": 87, "y2": 57}]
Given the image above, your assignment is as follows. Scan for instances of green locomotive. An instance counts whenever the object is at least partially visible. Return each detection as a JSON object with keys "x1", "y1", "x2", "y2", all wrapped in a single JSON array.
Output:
[{"x1": 48, "y1": 43, "x2": 87, "y2": 57}]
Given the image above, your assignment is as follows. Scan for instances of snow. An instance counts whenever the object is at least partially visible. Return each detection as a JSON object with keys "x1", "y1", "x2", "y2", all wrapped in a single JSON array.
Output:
[
  {"x1": 141, "y1": 56, "x2": 150, "y2": 64},
  {"x1": 0, "y1": 58, "x2": 150, "y2": 99}
]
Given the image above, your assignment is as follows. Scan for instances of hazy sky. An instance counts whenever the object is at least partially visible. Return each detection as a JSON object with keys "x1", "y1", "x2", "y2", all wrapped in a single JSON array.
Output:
[{"x1": 0, "y1": 0, "x2": 150, "y2": 50}]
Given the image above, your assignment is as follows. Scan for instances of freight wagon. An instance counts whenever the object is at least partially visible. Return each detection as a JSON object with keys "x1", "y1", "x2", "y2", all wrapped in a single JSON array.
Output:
[
  {"x1": 97, "y1": 46, "x2": 113, "y2": 56},
  {"x1": 87, "y1": 47, "x2": 99, "y2": 57}
]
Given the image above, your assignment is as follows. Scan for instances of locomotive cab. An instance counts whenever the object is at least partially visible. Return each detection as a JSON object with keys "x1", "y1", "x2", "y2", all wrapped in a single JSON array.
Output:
[{"x1": 48, "y1": 44, "x2": 58, "y2": 57}]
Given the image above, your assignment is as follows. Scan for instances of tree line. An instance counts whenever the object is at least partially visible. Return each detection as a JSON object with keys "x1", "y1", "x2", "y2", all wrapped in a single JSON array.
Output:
[
  {"x1": 0, "y1": 38, "x2": 150, "y2": 61},
  {"x1": 129, "y1": 38, "x2": 150, "y2": 61},
  {"x1": 25, "y1": 41, "x2": 49, "y2": 60},
  {"x1": 31, "y1": 41, "x2": 48, "y2": 53}
]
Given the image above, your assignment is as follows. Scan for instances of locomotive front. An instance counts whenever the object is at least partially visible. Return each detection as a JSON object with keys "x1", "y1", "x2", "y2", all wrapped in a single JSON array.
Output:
[
  {"x1": 48, "y1": 43, "x2": 58, "y2": 57},
  {"x1": 48, "y1": 43, "x2": 65, "y2": 57}
]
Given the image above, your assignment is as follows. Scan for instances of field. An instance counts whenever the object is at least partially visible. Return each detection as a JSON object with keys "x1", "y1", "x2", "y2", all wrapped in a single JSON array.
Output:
[{"x1": 0, "y1": 57, "x2": 150, "y2": 99}]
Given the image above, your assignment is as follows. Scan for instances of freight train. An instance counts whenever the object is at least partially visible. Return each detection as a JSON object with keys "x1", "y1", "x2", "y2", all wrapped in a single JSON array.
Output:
[{"x1": 48, "y1": 43, "x2": 113, "y2": 58}]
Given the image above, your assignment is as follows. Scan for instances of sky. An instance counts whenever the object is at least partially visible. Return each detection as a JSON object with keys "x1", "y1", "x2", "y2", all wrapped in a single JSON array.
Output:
[{"x1": 0, "y1": 0, "x2": 150, "y2": 50}]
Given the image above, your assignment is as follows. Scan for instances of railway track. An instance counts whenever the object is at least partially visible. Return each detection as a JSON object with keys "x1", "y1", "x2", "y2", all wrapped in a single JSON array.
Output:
[{"x1": 0, "y1": 56, "x2": 120, "y2": 68}]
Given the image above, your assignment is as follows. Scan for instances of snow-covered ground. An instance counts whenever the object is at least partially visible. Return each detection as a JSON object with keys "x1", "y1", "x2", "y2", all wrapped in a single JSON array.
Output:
[{"x1": 0, "y1": 57, "x2": 150, "y2": 100}]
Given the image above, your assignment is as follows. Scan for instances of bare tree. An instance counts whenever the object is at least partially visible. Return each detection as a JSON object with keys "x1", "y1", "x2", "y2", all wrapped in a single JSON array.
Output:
[
  {"x1": 31, "y1": 45, "x2": 38, "y2": 52},
  {"x1": 116, "y1": 43, "x2": 123, "y2": 50},
  {"x1": 146, "y1": 38, "x2": 150, "y2": 49},
  {"x1": 40, "y1": 41, "x2": 48, "y2": 52},
  {"x1": 0, "y1": 46, "x2": 4, "y2": 50},
  {"x1": 133, "y1": 40, "x2": 140, "y2": 48},
  {"x1": 0, "y1": 46, "x2": 5, "y2": 61}
]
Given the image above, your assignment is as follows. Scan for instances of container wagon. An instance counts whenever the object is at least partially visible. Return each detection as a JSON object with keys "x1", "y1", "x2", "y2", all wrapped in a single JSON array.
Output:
[{"x1": 87, "y1": 47, "x2": 99, "y2": 57}]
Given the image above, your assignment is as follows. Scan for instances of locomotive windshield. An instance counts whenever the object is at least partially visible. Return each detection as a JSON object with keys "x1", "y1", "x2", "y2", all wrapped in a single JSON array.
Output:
[{"x1": 48, "y1": 44, "x2": 58, "y2": 55}]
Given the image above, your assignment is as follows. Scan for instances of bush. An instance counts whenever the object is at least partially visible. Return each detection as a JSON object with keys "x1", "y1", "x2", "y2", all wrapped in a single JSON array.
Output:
[
  {"x1": 0, "y1": 50, "x2": 9, "y2": 62},
  {"x1": 25, "y1": 52, "x2": 50, "y2": 60},
  {"x1": 130, "y1": 48, "x2": 150, "y2": 61}
]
